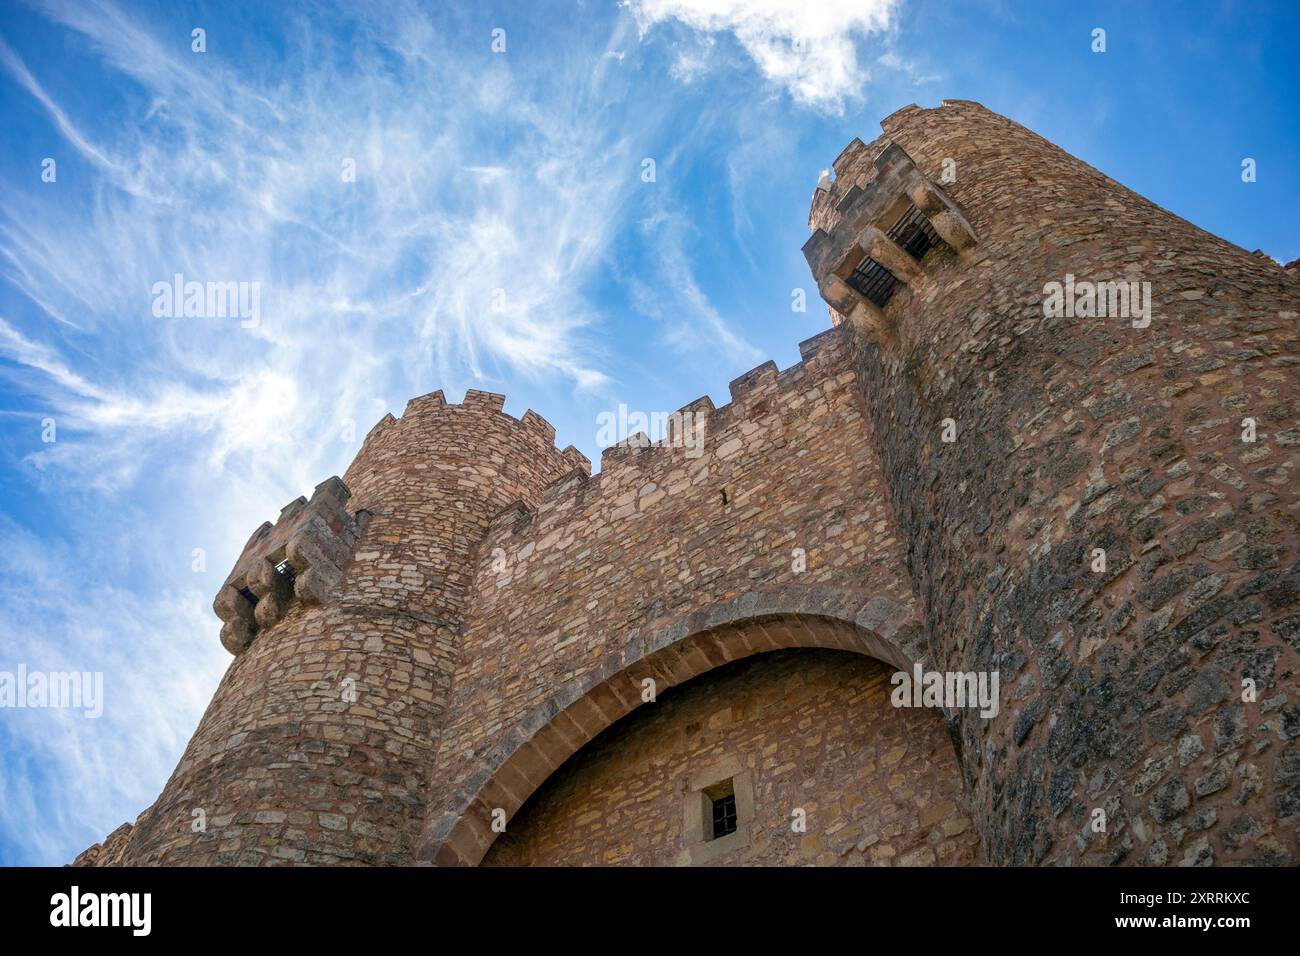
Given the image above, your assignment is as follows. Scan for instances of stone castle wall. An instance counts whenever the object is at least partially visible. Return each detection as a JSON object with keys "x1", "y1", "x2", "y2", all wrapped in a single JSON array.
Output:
[{"x1": 420, "y1": 326, "x2": 926, "y2": 863}]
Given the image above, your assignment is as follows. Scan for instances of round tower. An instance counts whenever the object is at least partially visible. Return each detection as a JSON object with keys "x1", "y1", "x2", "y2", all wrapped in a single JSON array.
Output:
[
  {"x1": 115, "y1": 389, "x2": 588, "y2": 865},
  {"x1": 805, "y1": 100, "x2": 1299, "y2": 865}
]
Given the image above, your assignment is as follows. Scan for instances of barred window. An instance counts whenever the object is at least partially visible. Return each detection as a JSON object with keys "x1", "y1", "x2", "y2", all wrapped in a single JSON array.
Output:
[
  {"x1": 846, "y1": 256, "x2": 900, "y2": 308},
  {"x1": 887, "y1": 203, "x2": 941, "y2": 261},
  {"x1": 710, "y1": 792, "x2": 738, "y2": 839}
]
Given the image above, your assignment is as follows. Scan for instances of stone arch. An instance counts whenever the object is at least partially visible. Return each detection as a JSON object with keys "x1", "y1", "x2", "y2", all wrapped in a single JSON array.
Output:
[{"x1": 419, "y1": 585, "x2": 932, "y2": 865}]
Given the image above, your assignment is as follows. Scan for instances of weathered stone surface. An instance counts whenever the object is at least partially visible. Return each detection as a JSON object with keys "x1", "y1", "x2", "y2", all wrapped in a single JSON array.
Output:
[
  {"x1": 808, "y1": 99, "x2": 1298, "y2": 866},
  {"x1": 213, "y1": 476, "x2": 366, "y2": 655},
  {"x1": 484, "y1": 650, "x2": 977, "y2": 866}
]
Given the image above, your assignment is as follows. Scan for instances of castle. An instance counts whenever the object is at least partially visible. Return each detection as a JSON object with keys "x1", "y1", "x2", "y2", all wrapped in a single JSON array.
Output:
[{"x1": 76, "y1": 100, "x2": 1299, "y2": 867}]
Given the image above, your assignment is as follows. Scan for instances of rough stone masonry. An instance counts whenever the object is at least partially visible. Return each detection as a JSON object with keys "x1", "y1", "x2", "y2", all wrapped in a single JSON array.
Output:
[{"x1": 75, "y1": 100, "x2": 1298, "y2": 867}]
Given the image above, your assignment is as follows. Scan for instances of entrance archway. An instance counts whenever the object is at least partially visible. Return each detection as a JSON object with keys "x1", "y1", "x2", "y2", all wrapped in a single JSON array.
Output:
[
  {"x1": 419, "y1": 587, "x2": 941, "y2": 865},
  {"x1": 484, "y1": 647, "x2": 978, "y2": 865}
]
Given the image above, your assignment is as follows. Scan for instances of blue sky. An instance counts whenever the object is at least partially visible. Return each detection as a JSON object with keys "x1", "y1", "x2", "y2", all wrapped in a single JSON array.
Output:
[{"x1": 0, "y1": 0, "x2": 1295, "y2": 866}]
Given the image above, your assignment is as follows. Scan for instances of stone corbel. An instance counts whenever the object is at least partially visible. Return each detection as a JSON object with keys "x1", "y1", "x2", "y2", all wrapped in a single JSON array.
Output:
[
  {"x1": 907, "y1": 178, "x2": 978, "y2": 252},
  {"x1": 818, "y1": 273, "x2": 886, "y2": 334},
  {"x1": 858, "y1": 225, "x2": 925, "y2": 285}
]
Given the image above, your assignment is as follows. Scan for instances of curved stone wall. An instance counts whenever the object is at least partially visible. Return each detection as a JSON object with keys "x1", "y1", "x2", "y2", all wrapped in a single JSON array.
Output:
[
  {"x1": 807, "y1": 100, "x2": 1299, "y2": 865},
  {"x1": 104, "y1": 393, "x2": 584, "y2": 865}
]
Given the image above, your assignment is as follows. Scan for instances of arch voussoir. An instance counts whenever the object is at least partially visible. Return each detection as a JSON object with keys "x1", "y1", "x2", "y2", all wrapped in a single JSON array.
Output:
[{"x1": 524, "y1": 722, "x2": 573, "y2": 775}]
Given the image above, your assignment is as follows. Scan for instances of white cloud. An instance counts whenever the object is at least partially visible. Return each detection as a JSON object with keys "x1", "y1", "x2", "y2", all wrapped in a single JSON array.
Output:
[
  {"x1": 624, "y1": 0, "x2": 900, "y2": 111},
  {"x1": 877, "y1": 49, "x2": 941, "y2": 86},
  {"x1": 0, "y1": 36, "x2": 127, "y2": 181},
  {"x1": 0, "y1": 0, "x2": 691, "y2": 515},
  {"x1": 2, "y1": 1, "x2": 632, "y2": 416}
]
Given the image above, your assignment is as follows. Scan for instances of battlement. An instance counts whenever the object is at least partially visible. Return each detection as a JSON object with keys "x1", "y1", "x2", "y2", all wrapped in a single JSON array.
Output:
[
  {"x1": 213, "y1": 476, "x2": 367, "y2": 655},
  {"x1": 352, "y1": 387, "x2": 591, "y2": 481},
  {"x1": 830, "y1": 136, "x2": 867, "y2": 177},
  {"x1": 478, "y1": 325, "x2": 848, "y2": 551},
  {"x1": 809, "y1": 99, "x2": 999, "y2": 233}
]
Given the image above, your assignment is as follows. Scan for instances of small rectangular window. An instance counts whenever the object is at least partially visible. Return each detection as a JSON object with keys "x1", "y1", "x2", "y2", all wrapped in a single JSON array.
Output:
[
  {"x1": 684, "y1": 765, "x2": 751, "y2": 862},
  {"x1": 710, "y1": 793, "x2": 738, "y2": 839}
]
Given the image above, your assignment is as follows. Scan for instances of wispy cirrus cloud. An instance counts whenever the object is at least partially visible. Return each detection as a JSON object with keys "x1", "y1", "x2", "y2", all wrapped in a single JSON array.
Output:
[
  {"x1": 0, "y1": 515, "x2": 226, "y2": 867},
  {"x1": 0, "y1": 0, "x2": 777, "y2": 864},
  {"x1": 0, "y1": 1, "x2": 675, "y2": 502}
]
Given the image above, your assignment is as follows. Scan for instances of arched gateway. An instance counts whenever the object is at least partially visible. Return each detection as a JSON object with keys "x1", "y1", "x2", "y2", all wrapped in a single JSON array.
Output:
[{"x1": 418, "y1": 588, "x2": 948, "y2": 865}]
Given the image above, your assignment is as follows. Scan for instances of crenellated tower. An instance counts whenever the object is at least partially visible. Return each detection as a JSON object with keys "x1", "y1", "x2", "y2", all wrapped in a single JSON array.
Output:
[
  {"x1": 94, "y1": 390, "x2": 587, "y2": 865},
  {"x1": 803, "y1": 99, "x2": 1299, "y2": 865}
]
